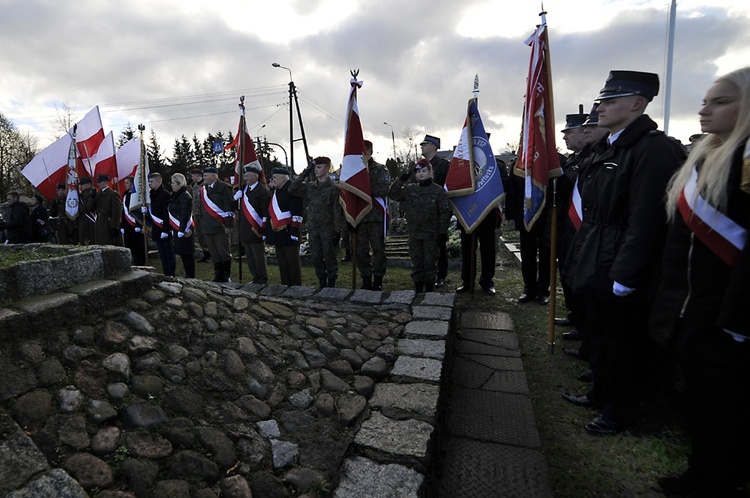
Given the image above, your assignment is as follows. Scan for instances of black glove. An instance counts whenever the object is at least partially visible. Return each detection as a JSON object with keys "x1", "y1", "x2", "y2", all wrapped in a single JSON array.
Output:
[
  {"x1": 332, "y1": 231, "x2": 341, "y2": 247},
  {"x1": 437, "y1": 233, "x2": 448, "y2": 245},
  {"x1": 400, "y1": 171, "x2": 412, "y2": 182},
  {"x1": 347, "y1": 222, "x2": 358, "y2": 234}
]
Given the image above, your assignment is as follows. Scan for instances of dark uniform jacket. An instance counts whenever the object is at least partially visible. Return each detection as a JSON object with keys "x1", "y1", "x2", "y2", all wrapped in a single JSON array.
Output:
[
  {"x1": 389, "y1": 177, "x2": 451, "y2": 240},
  {"x1": 289, "y1": 174, "x2": 342, "y2": 236},
  {"x1": 78, "y1": 188, "x2": 97, "y2": 244},
  {"x1": 149, "y1": 185, "x2": 172, "y2": 241},
  {"x1": 361, "y1": 159, "x2": 391, "y2": 225},
  {"x1": 91, "y1": 188, "x2": 122, "y2": 245},
  {"x1": 565, "y1": 114, "x2": 685, "y2": 301},
  {"x1": 168, "y1": 187, "x2": 194, "y2": 255},
  {"x1": 650, "y1": 139, "x2": 750, "y2": 351},
  {"x1": 49, "y1": 195, "x2": 76, "y2": 243},
  {"x1": 430, "y1": 155, "x2": 451, "y2": 188},
  {"x1": 30, "y1": 203, "x2": 50, "y2": 242},
  {"x1": 264, "y1": 181, "x2": 303, "y2": 246},
  {"x1": 0, "y1": 202, "x2": 31, "y2": 243},
  {"x1": 238, "y1": 181, "x2": 270, "y2": 244},
  {"x1": 200, "y1": 180, "x2": 234, "y2": 234}
]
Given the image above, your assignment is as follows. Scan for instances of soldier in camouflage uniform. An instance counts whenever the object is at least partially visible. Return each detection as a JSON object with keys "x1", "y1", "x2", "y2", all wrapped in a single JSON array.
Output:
[
  {"x1": 389, "y1": 158, "x2": 451, "y2": 292},
  {"x1": 290, "y1": 156, "x2": 343, "y2": 288},
  {"x1": 355, "y1": 140, "x2": 391, "y2": 290},
  {"x1": 190, "y1": 169, "x2": 210, "y2": 262}
]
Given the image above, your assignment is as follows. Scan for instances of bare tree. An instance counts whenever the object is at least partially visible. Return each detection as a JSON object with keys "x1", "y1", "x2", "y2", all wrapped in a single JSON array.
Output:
[{"x1": 52, "y1": 102, "x2": 77, "y2": 139}]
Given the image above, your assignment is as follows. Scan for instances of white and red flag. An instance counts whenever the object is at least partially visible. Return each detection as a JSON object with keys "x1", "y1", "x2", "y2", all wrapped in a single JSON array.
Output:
[
  {"x1": 93, "y1": 131, "x2": 117, "y2": 183},
  {"x1": 116, "y1": 137, "x2": 140, "y2": 193},
  {"x1": 226, "y1": 98, "x2": 266, "y2": 186},
  {"x1": 515, "y1": 14, "x2": 562, "y2": 230},
  {"x1": 338, "y1": 74, "x2": 372, "y2": 227},
  {"x1": 75, "y1": 106, "x2": 105, "y2": 177},
  {"x1": 20, "y1": 133, "x2": 70, "y2": 201}
]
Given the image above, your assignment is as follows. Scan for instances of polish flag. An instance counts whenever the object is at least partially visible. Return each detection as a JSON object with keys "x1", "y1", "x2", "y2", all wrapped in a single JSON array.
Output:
[
  {"x1": 20, "y1": 133, "x2": 71, "y2": 201},
  {"x1": 338, "y1": 76, "x2": 372, "y2": 226},
  {"x1": 93, "y1": 132, "x2": 118, "y2": 184},
  {"x1": 115, "y1": 137, "x2": 141, "y2": 193},
  {"x1": 75, "y1": 106, "x2": 105, "y2": 174}
]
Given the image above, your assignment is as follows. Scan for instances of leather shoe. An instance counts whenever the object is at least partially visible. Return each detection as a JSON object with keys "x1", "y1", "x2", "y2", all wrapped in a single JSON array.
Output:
[
  {"x1": 518, "y1": 293, "x2": 536, "y2": 303},
  {"x1": 435, "y1": 278, "x2": 445, "y2": 288},
  {"x1": 481, "y1": 286, "x2": 496, "y2": 296},
  {"x1": 563, "y1": 347, "x2": 588, "y2": 360},
  {"x1": 554, "y1": 317, "x2": 572, "y2": 326},
  {"x1": 584, "y1": 415, "x2": 621, "y2": 436},
  {"x1": 577, "y1": 370, "x2": 593, "y2": 383},
  {"x1": 562, "y1": 329, "x2": 585, "y2": 341},
  {"x1": 538, "y1": 295, "x2": 550, "y2": 305},
  {"x1": 455, "y1": 285, "x2": 470, "y2": 293},
  {"x1": 561, "y1": 392, "x2": 596, "y2": 408}
]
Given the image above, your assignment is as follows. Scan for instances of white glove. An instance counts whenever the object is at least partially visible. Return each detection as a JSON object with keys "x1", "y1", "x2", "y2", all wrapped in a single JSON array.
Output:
[
  {"x1": 160, "y1": 232, "x2": 168, "y2": 239},
  {"x1": 177, "y1": 231, "x2": 184, "y2": 238},
  {"x1": 233, "y1": 190, "x2": 242, "y2": 201},
  {"x1": 141, "y1": 207, "x2": 148, "y2": 213},
  {"x1": 290, "y1": 235, "x2": 298, "y2": 242},
  {"x1": 724, "y1": 329, "x2": 749, "y2": 343},
  {"x1": 612, "y1": 281, "x2": 635, "y2": 297},
  {"x1": 135, "y1": 227, "x2": 141, "y2": 233},
  {"x1": 184, "y1": 229, "x2": 192, "y2": 236},
  {"x1": 120, "y1": 228, "x2": 125, "y2": 234}
]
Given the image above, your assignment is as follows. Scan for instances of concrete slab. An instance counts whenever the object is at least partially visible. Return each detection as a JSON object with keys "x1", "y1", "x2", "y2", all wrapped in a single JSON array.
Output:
[
  {"x1": 397, "y1": 338, "x2": 445, "y2": 360},
  {"x1": 421, "y1": 292, "x2": 455, "y2": 307},
  {"x1": 349, "y1": 289, "x2": 383, "y2": 304},
  {"x1": 461, "y1": 311, "x2": 514, "y2": 331},
  {"x1": 66, "y1": 279, "x2": 122, "y2": 313},
  {"x1": 403, "y1": 320, "x2": 449, "y2": 339},
  {"x1": 369, "y1": 383, "x2": 440, "y2": 421},
  {"x1": 315, "y1": 287, "x2": 352, "y2": 301},
  {"x1": 334, "y1": 456, "x2": 423, "y2": 498},
  {"x1": 412, "y1": 306, "x2": 452, "y2": 321},
  {"x1": 282, "y1": 286, "x2": 317, "y2": 299},
  {"x1": 14, "y1": 293, "x2": 81, "y2": 331},
  {"x1": 390, "y1": 356, "x2": 442, "y2": 383},
  {"x1": 458, "y1": 328, "x2": 519, "y2": 350},
  {"x1": 354, "y1": 412, "x2": 433, "y2": 459},
  {"x1": 383, "y1": 290, "x2": 416, "y2": 305}
]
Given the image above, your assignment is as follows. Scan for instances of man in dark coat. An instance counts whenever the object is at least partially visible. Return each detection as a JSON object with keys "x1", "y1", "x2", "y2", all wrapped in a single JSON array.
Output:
[
  {"x1": 199, "y1": 166, "x2": 234, "y2": 282},
  {"x1": 561, "y1": 70, "x2": 685, "y2": 435},
  {"x1": 236, "y1": 164, "x2": 270, "y2": 284},
  {"x1": 90, "y1": 174, "x2": 122, "y2": 246},
  {"x1": 78, "y1": 178, "x2": 96, "y2": 245},
  {"x1": 121, "y1": 176, "x2": 146, "y2": 265},
  {"x1": 0, "y1": 191, "x2": 30, "y2": 243},
  {"x1": 265, "y1": 167, "x2": 303, "y2": 286},
  {"x1": 148, "y1": 172, "x2": 176, "y2": 276},
  {"x1": 49, "y1": 184, "x2": 77, "y2": 244},
  {"x1": 29, "y1": 194, "x2": 51, "y2": 242}
]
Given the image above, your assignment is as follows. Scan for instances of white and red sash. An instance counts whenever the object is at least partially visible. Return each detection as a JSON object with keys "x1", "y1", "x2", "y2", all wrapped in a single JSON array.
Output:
[
  {"x1": 201, "y1": 185, "x2": 234, "y2": 223},
  {"x1": 567, "y1": 178, "x2": 582, "y2": 230},
  {"x1": 240, "y1": 187, "x2": 264, "y2": 237},
  {"x1": 148, "y1": 207, "x2": 164, "y2": 228},
  {"x1": 269, "y1": 191, "x2": 291, "y2": 231},
  {"x1": 678, "y1": 167, "x2": 748, "y2": 267},
  {"x1": 373, "y1": 196, "x2": 390, "y2": 237},
  {"x1": 168, "y1": 209, "x2": 194, "y2": 232},
  {"x1": 123, "y1": 203, "x2": 138, "y2": 227}
]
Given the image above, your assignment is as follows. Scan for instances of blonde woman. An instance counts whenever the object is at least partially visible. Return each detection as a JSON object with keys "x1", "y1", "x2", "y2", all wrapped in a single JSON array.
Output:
[
  {"x1": 168, "y1": 173, "x2": 195, "y2": 278},
  {"x1": 650, "y1": 67, "x2": 750, "y2": 496}
]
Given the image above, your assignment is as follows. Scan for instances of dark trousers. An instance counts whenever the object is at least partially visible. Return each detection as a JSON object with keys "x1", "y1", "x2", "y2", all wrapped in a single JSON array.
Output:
[
  {"x1": 242, "y1": 241, "x2": 268, "y2": 284},
  {"x1": 123, "y1": 228, "x2": 146, "y2": 266},
  {"x1": 155, "y1": 237, "x2": 176, "y2": 276},
  {"x1": 437, "y1": 238, "x2": 448, "y2": 280},
  {"x1": 587, "y1": 297, "x2": 654, "y2": 427},
  {"x1": 459, "y1": 215, "x2": 496, "y2": 289},
  {"x1": 680, "y1": 325, "x2": 750, "y2": 494},
  {"x1": 519, "y1": 223, "x2": 550, "y2": 297},
  {"x1": 178, "y1": 254, "x2": 195, "y2": 278},
  {"x1": 276, "y1": 244, "x2": 301, "y2": 286}
]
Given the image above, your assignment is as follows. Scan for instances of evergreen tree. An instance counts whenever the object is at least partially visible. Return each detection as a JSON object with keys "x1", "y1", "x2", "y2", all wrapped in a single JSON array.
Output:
[
  {"x1": 169, "y1": 135, "x2": 194, "y2": 178},
  {"x1": 117, "y1": 123, "x2": 136, "y2": 148},
  {"x1": 147, "y1": 130, "x2": 168, "y2": 177}
]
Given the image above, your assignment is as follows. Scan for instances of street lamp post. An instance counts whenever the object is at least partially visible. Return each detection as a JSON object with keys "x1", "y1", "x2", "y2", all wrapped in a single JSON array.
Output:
[
  {"x1": 383, "y1": 121, "x2": 396, "y2": 161},
  {"x1": 263, "y1": 140, "x2": 289, "y2": 169}
]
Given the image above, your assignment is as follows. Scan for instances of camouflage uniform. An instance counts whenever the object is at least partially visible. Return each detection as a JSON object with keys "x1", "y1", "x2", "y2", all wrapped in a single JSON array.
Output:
[
  {"x1": 389, "y1": 175, "x2": 451, "y2": 290},
  {"x1": 78, "y1": 186, "x2": 96, "y2": 245},
  {"x1": 290, "y1": 170, "x2": 343, "y2": 285},
  {"x1": 191, "y1": 179, "x2": 209, "y2": 259},
  {"x1": 356, "y1": 158, "x2": 391, "y2": 285},
  {"x1": 49, "y1": 194, "x2": 77, "y2": 244}
]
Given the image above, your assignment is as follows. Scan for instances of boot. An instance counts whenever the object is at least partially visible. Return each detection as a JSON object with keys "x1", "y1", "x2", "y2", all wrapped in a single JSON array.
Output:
[
  {"x1": 327, "y1": 277, "x2": 337, "y2": 288},
  {"x1": 361, "y1": 276, "x2": 372, "y2": 290},
  {"x1": 372, "y1": 275, "x2": 383, "y2": 291},
  {"x1": 425, "y1": 281, "x2": 435, "y2": 292},
  {"x1": 211, "y1": 262, "x2": 222, "y2": 282},
  {"x1": 318, "y1": 277, "x2": 327, "y2": 288},
  {"x1": 415, "y1": 282, "x2": 424, "y2": 293},
  {"x1": 199, "y1": 250, "x2": 211, "y2": 263},
  {"x1": 223, "y1": 259, "x2": 232, "y2": 282},
  {"x1": 341, "y1": 250, "x2": 351, "y2": 262}
]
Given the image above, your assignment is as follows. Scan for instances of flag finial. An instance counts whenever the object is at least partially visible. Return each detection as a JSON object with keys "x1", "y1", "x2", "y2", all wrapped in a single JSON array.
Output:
[{"x1": 473, "y1": 74, "x2": 479, "y2": 99}]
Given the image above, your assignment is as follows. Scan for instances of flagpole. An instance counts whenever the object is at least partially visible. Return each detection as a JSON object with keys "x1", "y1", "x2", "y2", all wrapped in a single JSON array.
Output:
[
  {"x1": 540, "y1": 8, "x2": 558, "y2": 354},
  {"x1": 237, "y1": 96, "x2": 245, "y2": 284},
  {"x1": 469, "y1": 75, "x2": 481, "y2": 296},
  {"x1": 138, "y1": 124, "x2": 149, "y2": 263}
]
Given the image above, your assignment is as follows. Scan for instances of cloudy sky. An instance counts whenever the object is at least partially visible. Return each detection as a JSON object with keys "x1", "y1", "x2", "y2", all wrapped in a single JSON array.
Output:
[{"x1": 2, "y1": 0, "x2": 749, "y2": 172}]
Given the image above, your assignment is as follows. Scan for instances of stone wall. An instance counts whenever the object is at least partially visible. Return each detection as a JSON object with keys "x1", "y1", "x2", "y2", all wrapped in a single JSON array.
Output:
[{"x1": 0, "y1": 250, "x2": 455, "y2": 497}]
